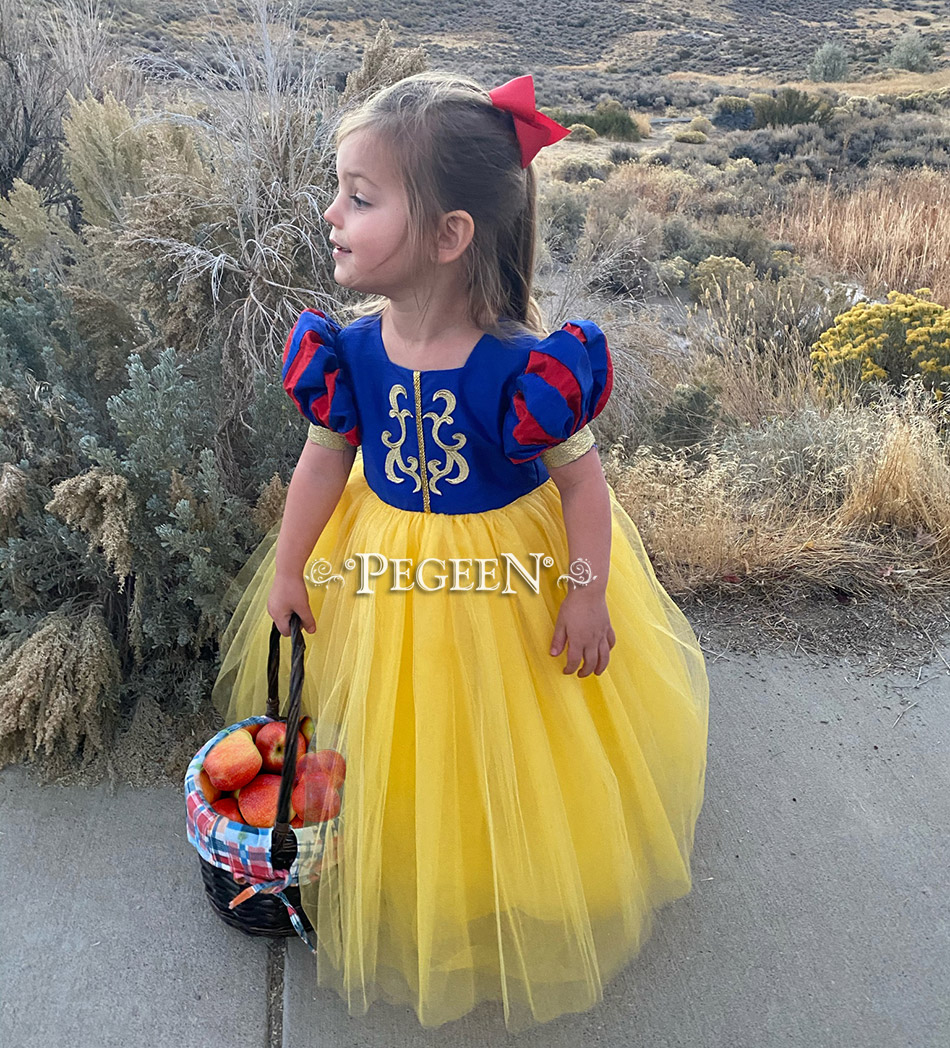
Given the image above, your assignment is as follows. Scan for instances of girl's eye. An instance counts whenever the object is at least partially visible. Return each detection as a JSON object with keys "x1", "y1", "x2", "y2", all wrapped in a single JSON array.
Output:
[{"x1": 350, "y1": 195, "x2": 369, "y2": 209}]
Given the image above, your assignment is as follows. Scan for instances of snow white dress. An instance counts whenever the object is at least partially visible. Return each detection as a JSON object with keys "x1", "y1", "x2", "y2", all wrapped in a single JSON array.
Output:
[{"x1": 210, "y1": 308, "x2": 709, "y2": 1032}]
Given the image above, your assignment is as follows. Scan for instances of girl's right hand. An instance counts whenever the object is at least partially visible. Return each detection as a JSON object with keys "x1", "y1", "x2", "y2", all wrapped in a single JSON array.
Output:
[{"x1": 267, "y1": 573, "x2": 317, "y2": 636}]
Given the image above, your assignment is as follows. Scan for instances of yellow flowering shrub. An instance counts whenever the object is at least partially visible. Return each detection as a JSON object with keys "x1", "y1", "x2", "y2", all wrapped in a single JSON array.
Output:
[{"x1": 810, "y1": 288, "x2": 950, "y2": 397}]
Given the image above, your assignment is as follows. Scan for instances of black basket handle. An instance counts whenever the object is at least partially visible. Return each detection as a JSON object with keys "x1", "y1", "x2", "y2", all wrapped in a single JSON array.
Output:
[{"x1": 266, "y1": 611, "x2": 306, "y2": 859}]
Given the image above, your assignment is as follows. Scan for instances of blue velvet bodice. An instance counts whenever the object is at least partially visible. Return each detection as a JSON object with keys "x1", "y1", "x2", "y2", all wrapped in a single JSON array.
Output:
[{"x1": 281, "y1": 310, "x2": 613, "y2": 515}]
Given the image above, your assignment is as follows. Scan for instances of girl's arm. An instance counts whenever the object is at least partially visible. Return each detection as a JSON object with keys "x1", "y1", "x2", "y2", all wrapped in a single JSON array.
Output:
[
  {"x1": 269, "y1": 440, "x2": 357, "y2": 634},
  {"x1": 546, "y1": 448, "x2": 616, "y2": 676}
]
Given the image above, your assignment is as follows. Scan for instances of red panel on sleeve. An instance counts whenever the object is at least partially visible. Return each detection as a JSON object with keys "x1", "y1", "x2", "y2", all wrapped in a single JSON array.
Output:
[
  {"x1": 510, "y1": 393, "x2": 559, "y2": 451},
  {"x1": 283, "y1": 328, "x2": 324, "y2": 415},
  {"x1": 524, "y1": 349, "x2": 583, "y2": 427}
]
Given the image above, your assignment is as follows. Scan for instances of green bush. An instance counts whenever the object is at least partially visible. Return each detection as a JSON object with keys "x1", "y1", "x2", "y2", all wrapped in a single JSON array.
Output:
[
  {"x1": 0, "y1": 278, "x2": 295, "y2": 774},
  {"x1": 887, "y1": 29, "x2": 936, "y2": 73},
  {"x1": 807, "y1": 42, "x2": 850, "y2": 82},
  {"x1": 653, "y1": 254, "x2": 693, "y2": 290},
  {"x1": 711, "y1": 95, "x2": 755, "y2": 131},
  {"x1": 609, "y1": 145, "x2": 637, "y2": 164},
  {"x1": 878, "y1": 146, "x2": 932, "y2": 169},
  {"x1": 651, "y1": 382, "x2": 722, "y2": 450},
  {"x1": 567, "y1": 122, "x2": 598, "y2": 143},
  {"x1": 688, "y1": 255, "x2": 754, "y2": 302},
  {"x1": 660, "y1": 212, "x2": 792, "y2": 277},
  {"x1": 640, "y1": 148, "x2": 673, "y2": 166},
  {"x1": 537, "y1": 181, "x2": 593, "y2": 262},
  {"x1": 889, "y1": 87, "x2": 950, "y2": 114},
  {"x1": 674, "y1": 130, "x2": 708, "y2": 144},
  {"x1": 751, "y1": 88, "x2": 835, "y2": 129},
  {"x1": 553, "y1": 158, "x2": 611, "y2": 183},
  {"x1": 541, "y1": 99, "x2": 642, "y2": 141},
  {"x1": 0, "y1": 17, "x2": 429, "y2": 779}
]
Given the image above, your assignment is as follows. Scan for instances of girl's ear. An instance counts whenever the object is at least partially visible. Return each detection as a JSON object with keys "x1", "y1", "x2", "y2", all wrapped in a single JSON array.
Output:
[{"x1": 436, "y1": 210, "x2": 475, "y2": 264}]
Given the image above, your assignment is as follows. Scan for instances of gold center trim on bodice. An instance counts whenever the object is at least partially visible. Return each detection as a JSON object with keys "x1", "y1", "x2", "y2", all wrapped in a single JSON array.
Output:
[
  {"x1": 381, "y1": 374, "x2": 471, "y2": 513},
  {"x1": 306, "y1": 379, "x2": 600, "y2": 508}
]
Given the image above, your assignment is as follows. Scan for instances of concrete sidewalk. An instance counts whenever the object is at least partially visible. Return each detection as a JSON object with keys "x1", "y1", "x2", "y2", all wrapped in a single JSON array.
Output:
[{"x1": 3, "y1": 644, "x2": 948, "y2": 1048}]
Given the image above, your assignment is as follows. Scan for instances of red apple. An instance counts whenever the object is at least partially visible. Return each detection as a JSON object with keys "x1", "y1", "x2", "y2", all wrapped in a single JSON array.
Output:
[
  {"x1": 310, "y1": 748, "x2": 346, "y2": 789},
  {"x1": 255, "y1": 720, "x2": 306, "y2": 774},
  {"x1": 292, "y1": 769, "x2": 341, "y2": 822},
  {"x1": 236, "y1": 773, "x2": 296, "y2": 828},
  {"x1": 204, "y1": 729, "x2": 262, "y2": 791},
  {"x1": 211, "y1": 796, "x2": 243, "y2": 821},
  {"x1": 293, "y1": 751, "x2": 320, "y2": 784},
  {"x1": 245, "y1": 723, "x2": 264, "y2": 740}
]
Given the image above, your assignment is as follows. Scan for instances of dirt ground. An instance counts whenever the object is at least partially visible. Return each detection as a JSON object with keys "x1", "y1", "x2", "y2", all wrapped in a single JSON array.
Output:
[
  {"x1": 684, "y1": 587, "x2": 950, "y2": 674},
  {"x1": 9, "y1": 587, "x2": 949, "y2": 795}
]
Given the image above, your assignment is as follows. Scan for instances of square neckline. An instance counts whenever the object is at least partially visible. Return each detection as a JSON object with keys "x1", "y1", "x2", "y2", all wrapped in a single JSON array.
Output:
[{"x1": 373, "y1": 313, "x2": 490, "y2": 374}]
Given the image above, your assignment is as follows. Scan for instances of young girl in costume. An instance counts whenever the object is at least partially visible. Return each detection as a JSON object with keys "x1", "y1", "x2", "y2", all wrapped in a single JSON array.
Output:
[{"x1": 211, "y1": 70, "x2": 709, "y2": 1032}]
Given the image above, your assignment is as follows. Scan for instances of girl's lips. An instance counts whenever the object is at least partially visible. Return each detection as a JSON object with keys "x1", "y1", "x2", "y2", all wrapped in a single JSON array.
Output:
[{"x1": 332, "y1": 246, "x2": 351, "y2": 256}]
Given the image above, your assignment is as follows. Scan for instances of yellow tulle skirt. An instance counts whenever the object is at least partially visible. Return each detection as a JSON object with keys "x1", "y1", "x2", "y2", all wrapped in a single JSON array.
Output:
[{"x1": 211, "y1": 448, "x2": 708, "y2": 1032}]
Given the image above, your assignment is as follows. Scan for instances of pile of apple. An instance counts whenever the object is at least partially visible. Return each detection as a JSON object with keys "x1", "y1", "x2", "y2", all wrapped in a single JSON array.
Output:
[{"x1": 199, "y1": 716, "x2": 345, "y2": 829}]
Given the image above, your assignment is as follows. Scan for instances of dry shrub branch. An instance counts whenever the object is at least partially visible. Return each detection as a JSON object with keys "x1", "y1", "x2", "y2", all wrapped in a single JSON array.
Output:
[{"x1": 0, "y1": 608, "x2": 121, "y2": 769}]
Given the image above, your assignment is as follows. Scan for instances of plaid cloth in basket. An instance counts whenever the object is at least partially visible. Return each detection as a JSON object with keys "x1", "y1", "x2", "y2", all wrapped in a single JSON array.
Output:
[{"x1": 185, "y1": 715, "x2": 341, "y2": 950}]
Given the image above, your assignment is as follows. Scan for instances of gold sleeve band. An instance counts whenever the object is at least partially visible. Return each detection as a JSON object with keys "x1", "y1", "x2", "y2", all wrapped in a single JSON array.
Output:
[
  {"x1": 540, "y1": 425, "x2": 596, "y2": 469},
  {"x1": 307, "y1": 422, "x2": 352, "y2": 451}
]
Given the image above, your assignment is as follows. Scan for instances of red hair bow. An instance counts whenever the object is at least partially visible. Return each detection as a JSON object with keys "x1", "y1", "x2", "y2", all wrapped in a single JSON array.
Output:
[{"x1": 488, "y1": 74, "x2": 571, "y2": 167}]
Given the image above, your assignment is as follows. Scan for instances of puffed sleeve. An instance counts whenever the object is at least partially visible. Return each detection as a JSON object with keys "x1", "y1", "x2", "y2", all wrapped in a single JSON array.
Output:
[
  {"x1": 502, "y1": 318, "x2": 613, "y2": 468},
  {"x1": 281, "y1": 308, "x2": 361, "y2": 450}
]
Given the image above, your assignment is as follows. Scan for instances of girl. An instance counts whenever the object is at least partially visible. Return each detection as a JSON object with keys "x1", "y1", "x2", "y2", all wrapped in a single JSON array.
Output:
[{"x1": 211, "y1": 71, "x2": 709, "y2": 1032}]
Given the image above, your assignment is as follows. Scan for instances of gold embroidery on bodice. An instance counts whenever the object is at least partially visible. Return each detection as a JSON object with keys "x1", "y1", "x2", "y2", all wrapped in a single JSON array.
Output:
[
  {"x1": 426, "y1": 389, "x2": 469, "y2": 494},
  {"x1": 381, "y1": 376, "x2": 470, "y2": 512},
  {"x1": 381, "y1": 383, "x2": 422, "y2": 491}
]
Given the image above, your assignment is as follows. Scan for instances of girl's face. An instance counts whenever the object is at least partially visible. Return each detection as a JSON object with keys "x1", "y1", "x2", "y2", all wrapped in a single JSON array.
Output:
[{"x1": 322, "y1": 130, "x2": 421, "y2": 297}]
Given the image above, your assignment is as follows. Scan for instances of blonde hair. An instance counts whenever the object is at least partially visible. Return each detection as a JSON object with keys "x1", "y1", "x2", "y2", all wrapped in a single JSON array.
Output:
[{"x1": 332, "y1": 71, "x2": 547, "y2": 341}]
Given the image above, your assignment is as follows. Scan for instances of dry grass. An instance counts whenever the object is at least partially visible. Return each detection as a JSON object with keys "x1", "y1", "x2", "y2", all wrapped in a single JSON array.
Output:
[
  {"x1": 589, "y1": 192, "x2": 950, "y2": 601},
  {"x1": 765, "y1": 166, "x2": 950, "y2": 305},
  {"x1": 681, "y1": 275, "x2": 827, "y2": 425},
  {"x1": 694, "y1": 340, "x2": 818, "y2": 428},
  {"x1": 592, "y1": 162, "x2": 707, "y2": 218},
  {"x1": 631, "y1": 111, "x2": 653, "y2": 138},
  {"x1": 838, "y1": 401, "x2": 950, "y2": 544},
  {"x1": 666, "y1": 67, "x2": 950, "y2": 95},
  {"x1": 0, "y1": 609, "x2": 121, "y2": 771},
  {"x1": 604, "y1": 380, "x2": 950, "y2": 599},
  {"x1": 39, "y1": 0, "x2": 145, "y2": 108},
  {"x1": 610, "y1": 448, "x2": 903, "y2": 597}
]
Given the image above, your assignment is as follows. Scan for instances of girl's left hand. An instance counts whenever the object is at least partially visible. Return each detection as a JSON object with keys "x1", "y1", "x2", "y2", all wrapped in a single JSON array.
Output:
[{"x1": 550, "y1": 589, "x2": 616, "y2": 677}]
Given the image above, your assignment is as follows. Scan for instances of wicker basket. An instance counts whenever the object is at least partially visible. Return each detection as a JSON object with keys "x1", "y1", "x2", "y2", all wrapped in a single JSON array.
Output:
[{"x1": 185, "y1": 613, "x2": 341, "y2": 949}]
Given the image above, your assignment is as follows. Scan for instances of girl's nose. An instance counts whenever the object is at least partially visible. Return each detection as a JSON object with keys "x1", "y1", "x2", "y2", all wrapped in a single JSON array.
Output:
[{"x1": 323, "y1": 194, "x2": 340, "y2": 226}]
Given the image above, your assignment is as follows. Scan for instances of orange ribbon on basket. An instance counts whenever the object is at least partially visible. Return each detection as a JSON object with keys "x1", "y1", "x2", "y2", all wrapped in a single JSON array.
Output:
[{"x1": 228, "y1": 867, "x2": 294, "y2": 910}]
